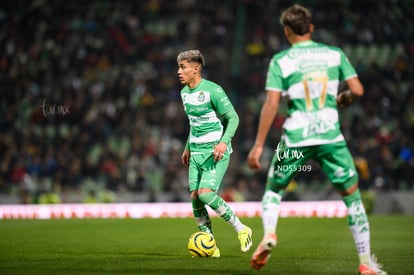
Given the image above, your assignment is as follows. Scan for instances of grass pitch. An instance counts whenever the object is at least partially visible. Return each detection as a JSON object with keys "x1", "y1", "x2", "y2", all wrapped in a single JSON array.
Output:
[{"x1": 0, "y1": 215, "x2": 413, "y2": 274}]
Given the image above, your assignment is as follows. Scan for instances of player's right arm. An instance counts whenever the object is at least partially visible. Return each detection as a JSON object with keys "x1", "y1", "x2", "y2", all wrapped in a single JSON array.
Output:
[
  {"x1": 182, "y1": 136, "x2": 190, "y2": 166},
  {"x1": 247, "y1": 90, "x2": 281, "y2": 170}
]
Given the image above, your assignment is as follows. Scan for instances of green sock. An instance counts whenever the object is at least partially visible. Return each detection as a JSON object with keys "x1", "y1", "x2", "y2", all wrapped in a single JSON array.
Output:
[
  {"x1": 199, "y1": 192, "x2": 244, "y2": 232},
  {"x1": 343, "y1": 189, "x2": 371, "y2": 264},
  {"x1": 192, "y1": 198, "x2": 212, "y2": 233}
]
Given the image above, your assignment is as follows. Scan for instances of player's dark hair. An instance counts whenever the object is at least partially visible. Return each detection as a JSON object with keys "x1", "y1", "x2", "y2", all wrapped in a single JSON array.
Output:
[{"x1": 280, "y1": 4, "x2": 312, "y2": 35}]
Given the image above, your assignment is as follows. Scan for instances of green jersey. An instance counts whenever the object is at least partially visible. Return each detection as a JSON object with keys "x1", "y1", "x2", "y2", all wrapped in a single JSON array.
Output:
[
  {"x1": 181, "y1": 79, "x2": 234, "y2": 154},
  {"x1": 266, "y1": 40, "x2": 357, "y2": 147}
]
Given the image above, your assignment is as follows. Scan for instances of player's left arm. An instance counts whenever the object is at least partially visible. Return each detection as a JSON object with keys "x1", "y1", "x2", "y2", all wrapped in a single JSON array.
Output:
[
  {"x1": 210, "y1": 84, "x2": 239, "y2": 158},
  {"x1": 213, "y1": 108, "x2": 239, "y2": 161},
  {"x1": 337, "y1": 76, "x2": 364, "y2": 107},
  {"x1": 181, "y1": 135, "x2": 191, "y2": 166},
  {"x1": 213, "y1": 109, "x2": 239, "y2": 161},
  {"x1": 337, "y1": 50, "x2": 364, "y2": 108},
  {"x1": 219, "y1": 109, "x2": 239, "y2": 145}
]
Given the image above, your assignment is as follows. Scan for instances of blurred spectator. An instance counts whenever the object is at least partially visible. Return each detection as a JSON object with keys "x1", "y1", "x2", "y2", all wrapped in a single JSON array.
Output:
[{"x1": 38, "y1": 190, "x2": 62, "y2": 204}]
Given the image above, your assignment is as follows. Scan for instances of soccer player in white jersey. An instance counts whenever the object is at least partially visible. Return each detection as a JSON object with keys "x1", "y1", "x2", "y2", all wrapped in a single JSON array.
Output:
[
  {"x1": 247, "y1": 5, "x2": 386, "y2": 275},
  {"x1": 177, "y1": 50, "x2": 252, "y2": 257}
]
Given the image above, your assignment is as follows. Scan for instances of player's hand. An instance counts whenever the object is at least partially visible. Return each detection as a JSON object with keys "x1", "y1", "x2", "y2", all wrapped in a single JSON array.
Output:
[
  {"x1": 247, "y1": 145, "x2": 263, "y2": 170},
  {"x1": 181, "y1": 149, "x2": 190, "y2": 166},
  {"x1": 213, "y1": 142, "x2": 227, "y2": 162},
  {"x1": 337, "y1": 91, "x2": 353, "y2": 108}
]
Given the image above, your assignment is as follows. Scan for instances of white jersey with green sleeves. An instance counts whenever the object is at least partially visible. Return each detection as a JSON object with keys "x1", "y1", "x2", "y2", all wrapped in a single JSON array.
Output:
[
  {"x1": 266, "y1": 40, "x2": 358, "y2": 147},
  {"x1": 181, "y1": 79, "x2": 234, "y2": 154}
]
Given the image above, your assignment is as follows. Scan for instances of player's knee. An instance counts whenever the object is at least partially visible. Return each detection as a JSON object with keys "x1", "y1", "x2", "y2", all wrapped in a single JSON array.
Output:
[
  {"x1": 342, "y1": 188, "x2": 361, "y2": 206},
  {"x1": 198, "y1": 190, "x2": 215, "y2": 204},
  {"x1": 339, "y1": 181, "x2": 359, "y2": 196},
  {"x1": 266, "y1": 179, "x2": 288, "y2": 194},
  {"x1": 191, "y1": 190, "x2": 199, "y2": 200},
  {"x1": 197, "y1": 188, "x2": 213, "y2": 196}
]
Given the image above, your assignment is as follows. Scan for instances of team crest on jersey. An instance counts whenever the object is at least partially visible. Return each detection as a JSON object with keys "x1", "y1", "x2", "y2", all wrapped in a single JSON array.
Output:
[{"x1": 198, "y1": 92, "x2": 205, "y2": 102}]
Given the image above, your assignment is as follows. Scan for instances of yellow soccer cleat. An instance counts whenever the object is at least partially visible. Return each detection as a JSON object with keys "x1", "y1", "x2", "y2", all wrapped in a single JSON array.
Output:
[
  {"x1": 238, "y1": 226, "x2": 253, "y2": 253},
  {"x1": 211, "y1": 247, "x2": 220, "y2": 258}
]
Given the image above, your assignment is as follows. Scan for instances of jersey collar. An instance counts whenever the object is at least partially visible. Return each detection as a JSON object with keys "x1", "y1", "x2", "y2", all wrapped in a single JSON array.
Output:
[
  {"x1": 189, "y1": 78, "x2": 204, "y2": 91},
  {"x1": 292, "y1": 40, "x2": 314, "y2": 48}
]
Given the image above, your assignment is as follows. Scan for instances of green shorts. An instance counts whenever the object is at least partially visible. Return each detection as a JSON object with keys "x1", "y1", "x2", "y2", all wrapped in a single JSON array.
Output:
[
  {"x1": 267, "y1": 140, "x2": 358, "y2": 192},
  {"x1": 188, "y1": 152, "x2": 230, "y2": 192}
]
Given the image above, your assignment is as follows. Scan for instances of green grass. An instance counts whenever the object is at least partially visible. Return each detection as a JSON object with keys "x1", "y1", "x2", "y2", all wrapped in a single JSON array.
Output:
[{"x1": 0, "y1": 216, "x2": 413, "y2": 274}]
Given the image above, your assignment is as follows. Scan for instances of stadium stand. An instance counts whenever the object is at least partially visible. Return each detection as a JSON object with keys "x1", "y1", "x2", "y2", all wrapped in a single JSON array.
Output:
[{"x1": 0, "y1": 0, "x2": 413, "y2": 204}]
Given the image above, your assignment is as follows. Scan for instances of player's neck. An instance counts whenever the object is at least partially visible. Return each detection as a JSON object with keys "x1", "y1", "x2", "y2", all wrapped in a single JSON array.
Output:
[
  {"x1": 188, "y1": 76, "x2": 202, "y2": 90},
  {"x1": 289, "y1": 34, "x2": 312, "y2": 45}
]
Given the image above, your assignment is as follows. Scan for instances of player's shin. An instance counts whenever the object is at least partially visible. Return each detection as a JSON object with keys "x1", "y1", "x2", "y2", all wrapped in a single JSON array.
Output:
[
  {"x1": 199, "y1": 192, "x2": 244, "y2": 231},
  {"x1": 343, "y1": 189, "x2": 371, "y2": 265},
  {"x1": 261, "y1": 190, "x2": 283, "y2": 235},
  {"x1": 192, "y1": 198, "x2": 212, "y2": 233}
]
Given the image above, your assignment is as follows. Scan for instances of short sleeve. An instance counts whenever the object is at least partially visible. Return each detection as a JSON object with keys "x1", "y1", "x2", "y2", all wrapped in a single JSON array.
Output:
[{"x1": 265, "y1": 58, "x2": 283, "y2": 92}]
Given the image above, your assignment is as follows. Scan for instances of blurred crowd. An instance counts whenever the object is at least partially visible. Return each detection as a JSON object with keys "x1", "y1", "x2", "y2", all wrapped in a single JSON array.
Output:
[{"x1": 0, "y1": 0, "x2": 413, "y2": 204}]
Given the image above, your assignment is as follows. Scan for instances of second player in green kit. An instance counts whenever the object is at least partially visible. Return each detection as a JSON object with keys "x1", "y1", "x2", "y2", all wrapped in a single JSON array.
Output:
[{"x1": 247, "y1": 5, "x2": 387, "y2": 275}]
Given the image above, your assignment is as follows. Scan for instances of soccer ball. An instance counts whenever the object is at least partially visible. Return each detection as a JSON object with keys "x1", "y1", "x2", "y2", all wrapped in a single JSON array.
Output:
[{"x1": 187, "y1": 231, "x2": 217, "y2": 257}]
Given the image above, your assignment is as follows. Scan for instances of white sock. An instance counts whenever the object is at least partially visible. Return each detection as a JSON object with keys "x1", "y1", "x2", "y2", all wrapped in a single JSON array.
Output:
[
  {"x1": 347, "y1": 199, "x2": 371, "y2": 264},
  {"x1": 261, "y1": 190, "x2": 282, "y2": 235},
  {"x1": 231, "y1": 216, "x2": 245, "y2": 232},
  {"x1": 208, "y1": 194, "x2": 244, "y2": 232}
]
